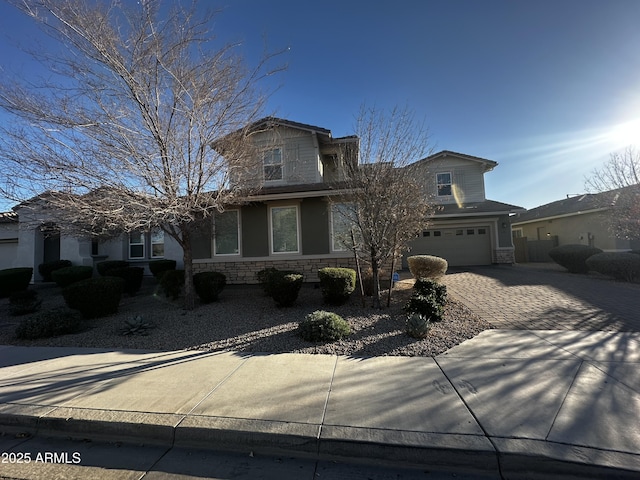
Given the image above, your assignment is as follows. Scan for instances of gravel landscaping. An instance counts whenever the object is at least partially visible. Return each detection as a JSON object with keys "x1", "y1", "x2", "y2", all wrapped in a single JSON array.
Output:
[{"x1": 0, "y1": 277, "x2": 492, "y2": 357}]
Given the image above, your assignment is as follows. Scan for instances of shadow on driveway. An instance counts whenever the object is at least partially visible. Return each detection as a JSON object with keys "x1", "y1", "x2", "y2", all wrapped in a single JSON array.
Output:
[{"x1": 443, "y1": 264, "x2": 640, "y2": 332}]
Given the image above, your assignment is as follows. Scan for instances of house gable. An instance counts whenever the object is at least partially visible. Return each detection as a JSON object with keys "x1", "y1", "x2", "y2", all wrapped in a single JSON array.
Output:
[{"x1": 408, "y1": 150, "x2": 497, "y2": 205}]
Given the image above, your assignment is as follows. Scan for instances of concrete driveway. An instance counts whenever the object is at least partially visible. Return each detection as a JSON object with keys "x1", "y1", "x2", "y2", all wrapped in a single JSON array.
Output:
[{"x1": 442, "y1": 263, "x2": 640, "y2": 331}]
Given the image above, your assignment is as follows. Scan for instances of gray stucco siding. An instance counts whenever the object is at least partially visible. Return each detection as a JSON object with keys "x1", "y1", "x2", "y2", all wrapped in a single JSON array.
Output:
[
  {"x1": 300, "y1": 198, "x2": 330, "y2": 254},
  {"x1": 241, "y1": 203, "x2": 269, "y2": 257}
]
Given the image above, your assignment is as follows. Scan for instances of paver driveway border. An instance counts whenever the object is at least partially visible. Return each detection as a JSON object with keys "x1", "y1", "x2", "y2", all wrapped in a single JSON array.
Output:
[{"x1": 442, "y1": 263, "x2": 640, "y2": 331}]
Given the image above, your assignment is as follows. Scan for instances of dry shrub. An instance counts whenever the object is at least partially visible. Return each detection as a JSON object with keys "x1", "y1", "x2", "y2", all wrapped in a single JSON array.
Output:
[{"x1": 407, "y1": 255, "x2": 448, "y2": 279}]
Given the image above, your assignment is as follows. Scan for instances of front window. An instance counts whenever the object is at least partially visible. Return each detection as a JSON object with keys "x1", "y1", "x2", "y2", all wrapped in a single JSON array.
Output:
[
  {"x1": 331, "y1": 203, "x2": 354, "y2": 251},
  {"x1": 151, "y1": 230, "x2": 164, "y2": 258},
  {"x1": 270, "y1": 205, "x2": 299, "y2": 253},
  {"x1": 214, "y1": 210, "x2": 240, "y2": 255},
  {"x1": 263, "y1": 148, "x2": 283, "y2": 181},
  {"x1": 129, "y1": 232, "x2": 145, "y2": 259},
  {"x1": 437, "y1": 172, "x2": 452, "y2": 196}
]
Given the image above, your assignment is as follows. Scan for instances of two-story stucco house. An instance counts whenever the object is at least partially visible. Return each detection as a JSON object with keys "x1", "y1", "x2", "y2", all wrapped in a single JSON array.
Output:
[{"x1": 1, "y1": 118, "x2": 523, "y2": 282}]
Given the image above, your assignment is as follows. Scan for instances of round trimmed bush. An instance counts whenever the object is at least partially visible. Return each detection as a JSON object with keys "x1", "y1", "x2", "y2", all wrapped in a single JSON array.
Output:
[
  {"x1": 160, "y1": 269, "x2": 185, "y2": 299},
  {"x1": 318, "y1": 267, "x2": 356, "y2": 305},
  {"x1": 15, "y1": 307, "x2": 82, "y2": 339},
  {"x1": 62, "y1": 276, "x2": 124, "y2": 319},
  {"x1": 106, "y1": 266, "x2": 144, "y2": 295},
  {"x1": 256, "y1": 267, "x2": 280, "y2": 295},
  {"x1": 38, "y1": 259, "x2": 72, "y2": 282},
  {"x1": 51, "y1": 266, "x2": 93, "y2": 287},
  {"x1": 586, "y1": 252, "x2": 640, "y2": 282},
  {"x1": 298, "y1": 310, "x2": 351, "y2": 342},
  {"x1": 0, "y1": 267, "x2": 33, "y2": 298},
  {"x1": 548, "y1": 244, "x2": 602, "y2": 274},
  {"x1": 193, "y1": 271, "x2": 227, "y2": 303},
  {"x1": 407, "y1": 255, "x2": 448, "y2": 279},
  {"x1": 96, "y1": 260, "x2": 129, "y2": 276},
  {"x1": 269, "y1": 271, "x2": 303, "y2": 307},
  {"x1": 148, "y1": 259, "x2": 177, "y2": 279}
]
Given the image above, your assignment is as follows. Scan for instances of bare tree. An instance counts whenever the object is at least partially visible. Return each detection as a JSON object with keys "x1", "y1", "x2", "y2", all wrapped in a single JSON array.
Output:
[
  {"x1": 585, "y1": 146, "x2": 640, "y2": 240},
  {"x1": 0, "y1": 0, "x2": 284, "y2": 309},
  {"x1": 335, "y1": 105, "x2": 434, "y2": 309}
]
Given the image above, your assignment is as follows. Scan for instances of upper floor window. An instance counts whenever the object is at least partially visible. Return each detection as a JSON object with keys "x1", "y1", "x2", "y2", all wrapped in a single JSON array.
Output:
[
  {"x1": 437, "y1": 172, "x2": 452, "y2": 196},
  {"x1": 263, "y1": 148, "x2": 283, "y2": 181},
  {"x1": 214, "y1": 210, "x2": 240, "y2": 255}
]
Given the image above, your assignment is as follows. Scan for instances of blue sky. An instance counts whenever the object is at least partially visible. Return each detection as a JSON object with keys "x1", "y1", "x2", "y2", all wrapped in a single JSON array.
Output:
[{"x1": 1, "y1": 0, "x2": 640, "y2": 211}]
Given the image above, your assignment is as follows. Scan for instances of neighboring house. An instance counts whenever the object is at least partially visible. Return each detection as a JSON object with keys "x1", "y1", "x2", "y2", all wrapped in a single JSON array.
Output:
[
  {"x1": 511, "y1": 190, "x2": 640, "y2": 262},
  {"x1": 0, "y1": 212, "x2": 19, "y2": 270},
  {"x1": 2, "y1": 118, "x2": 523, "y2": 282},
  {"x1": 403, "y1": 151, "x2": 524, "y2": 267}
]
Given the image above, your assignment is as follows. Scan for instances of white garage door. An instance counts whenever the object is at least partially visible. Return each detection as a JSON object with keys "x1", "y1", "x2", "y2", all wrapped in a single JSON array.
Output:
[{"x1": 404, "y1": 226, "x2": 492, "y2": 267}]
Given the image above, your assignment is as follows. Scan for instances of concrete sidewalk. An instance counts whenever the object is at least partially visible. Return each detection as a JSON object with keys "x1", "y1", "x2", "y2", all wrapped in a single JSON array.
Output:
[{"x1": 1, "y1": 329, "x2": 640, "y2": 479}]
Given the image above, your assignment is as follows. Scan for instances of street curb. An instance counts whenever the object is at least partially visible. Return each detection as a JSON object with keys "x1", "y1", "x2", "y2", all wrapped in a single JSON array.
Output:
[{"x1": 3, "y1": 409, "x2": 640, "y2": 479}]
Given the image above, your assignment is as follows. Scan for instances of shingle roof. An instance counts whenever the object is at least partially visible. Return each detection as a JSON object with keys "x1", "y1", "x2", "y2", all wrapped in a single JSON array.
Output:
[
  {"x1": 435, "y1": 200, "x2": 525, "y2": 217},
  {"x1": 511, "y1": 192, "x2": 614, "y2": 225},
  {"x1": 0, "y1": 211, "x2": 18, "y2": 223},
  {"x1": 249, "y1": 117, "x2": 332, "y2": 136},
  {"x1": 412, "y1": 150, "x2": 498, "y2": 172}
]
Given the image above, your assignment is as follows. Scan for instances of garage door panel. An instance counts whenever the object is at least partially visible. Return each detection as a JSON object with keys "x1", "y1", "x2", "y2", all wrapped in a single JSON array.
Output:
[{"x1": 405, "y1": 226, "x2": 492, "y2": 267}]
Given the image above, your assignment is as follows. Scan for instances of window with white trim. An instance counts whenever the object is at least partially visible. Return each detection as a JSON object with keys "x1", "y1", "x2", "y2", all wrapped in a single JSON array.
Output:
[
  {"x1": 214, "y1": 210, "x2": 240, "y2": 255},
  {"x1": 263, "y1": 148, "x2": 283, "y2": 181},
  {"x1": 129, "y1": 230, "x2": 165, "y2": 259},
  {"x1": 436, "y1": 172, "x2": 452, "y2": 196},
  {"x1": 270, "y1": 205, "x2": 299, "y2": 254},
  {"x1": 129, "y1": 232, "x2": 145, "y2": 259},
  {"x1": 151, "y1": 230, "x2": 165, "y2": 258}
]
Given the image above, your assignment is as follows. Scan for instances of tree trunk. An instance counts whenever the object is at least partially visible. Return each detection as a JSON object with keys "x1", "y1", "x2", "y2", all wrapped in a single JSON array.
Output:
[
  {"x1": 370, "y1": 246, "x2": 381, "y2": 309},
  {"x1": 180, "y1": 225, "x2": 196, "y2": 311}
]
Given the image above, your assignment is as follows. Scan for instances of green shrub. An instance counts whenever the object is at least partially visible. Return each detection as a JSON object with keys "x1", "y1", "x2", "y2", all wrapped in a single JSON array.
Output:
[
  {"x1": 269, "y1": 271, "x2": 303, "y2": 307},
  {"x1": 96, "y1": 260, "x2": 129, "y2": 276},
  {"x1": 407, "y1": 255, "x2": 448, "y2": 279},
  {"x1": 62, "y1": 277, "x2": 124, "y2": 319},
  {"x1": 406, "y1": 313, "x2": 431, "y2": 339},
  {"x1": 9, "y1": 289, "x2": 42, "y2": 316},
  {"x1": 413, "y1": 278, "x2": 447, "y2": 306},
  {"x1": 120, "y1": 315, "x2": 155, "y2": 336},
  {"x1": 0, "y1": 267, "x2": 33, "y2": 298},
  {"x1": 404, "y1": 294, "x2": 444, "y2": 322},
  {"x1": 318, "y1": 267, "x2": 356, "y2": 305},
  {"x1": 15, "y1": 308, "x2": 82, "y2": 339},
  {"x1": 548, "y1": 244, "x2": 602, "y2": 274},
  {"x1": 404, "y1": 278, "x2": 446, "y2": 322},
  {"x1": 38, "y1": 260, "x2": 72, "y2": 282},
  {"x1": 148, "y1": 259, "x2": 177, "y2": 279},
  {"x1": 256, "y1": 267, "x2": 280, "y2": 295},
  {"x1": 106, "y1": 266, "x2": 144, "y2": 295},
  {"x1": 51, "y1": 266, "x2": 93, "y2": 287},
  {"x1": 160, "y1": 269, "x2": 185, "y2": 300},
  {"x1": 193, "y1": 271, "x2": 227, "y2": 303},
  {"x1": 586, "y1": 252, "x2": 640, "y2": 282},
  {"x1": 298, "y1": 310, "x2": 351, "y2": 342}
]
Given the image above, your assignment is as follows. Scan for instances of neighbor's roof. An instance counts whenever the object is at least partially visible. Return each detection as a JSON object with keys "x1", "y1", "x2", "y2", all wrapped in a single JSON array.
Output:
[
  {"x1": 435, "y1": 199, "x2": 525, "y2": 217},
  {"x1": 511, "y1": 192, "x2": 615, "y2": 225}
]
